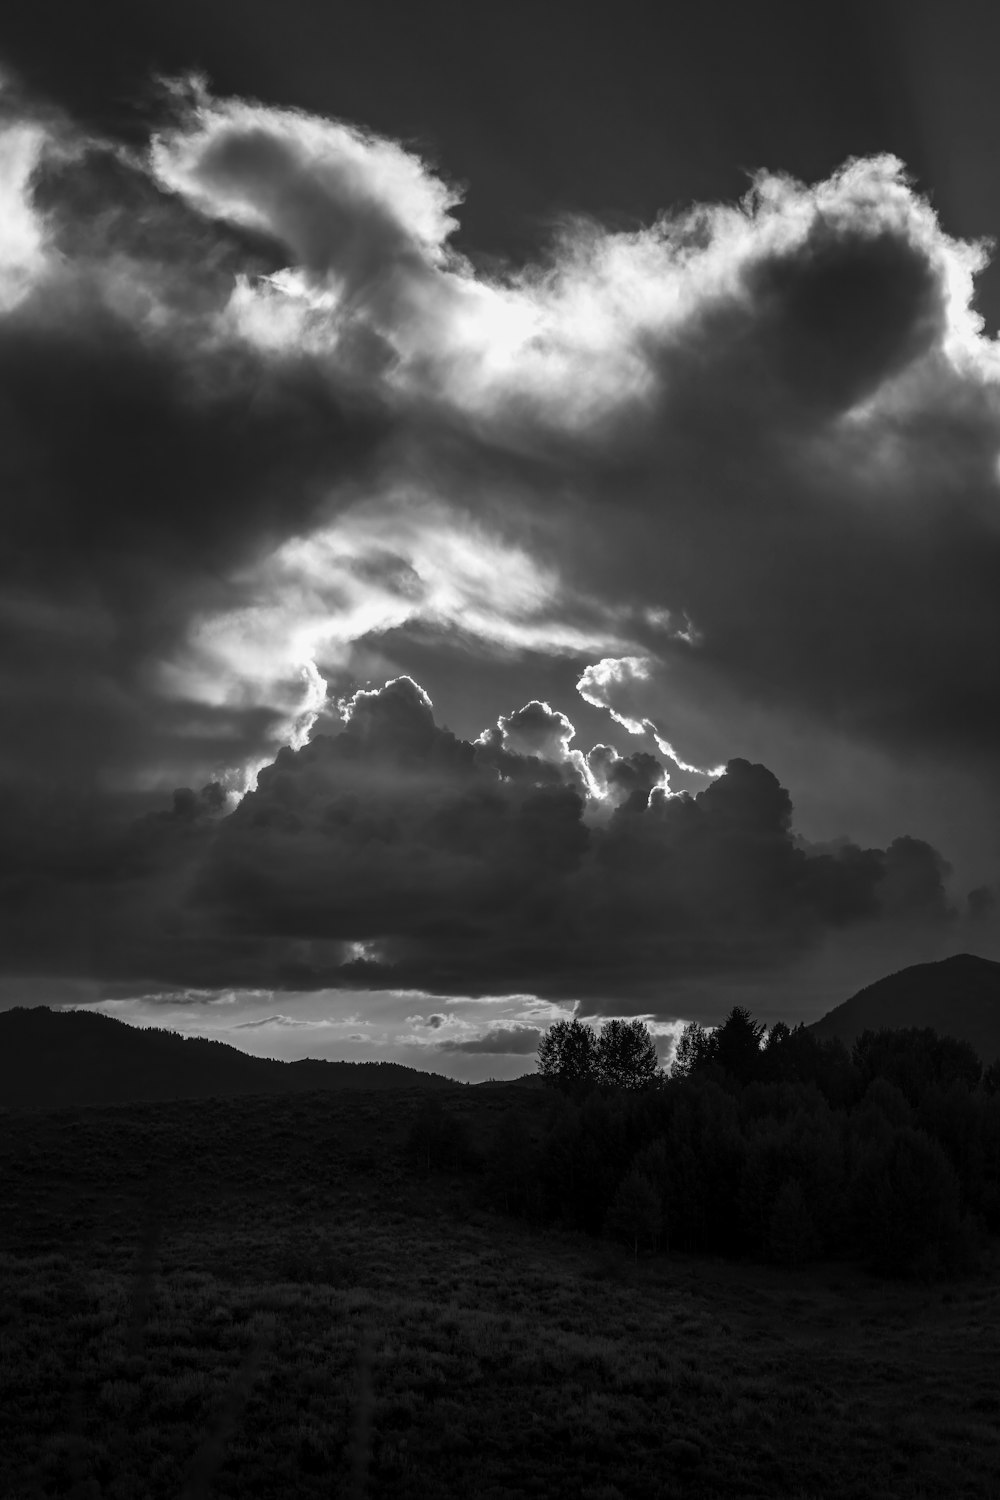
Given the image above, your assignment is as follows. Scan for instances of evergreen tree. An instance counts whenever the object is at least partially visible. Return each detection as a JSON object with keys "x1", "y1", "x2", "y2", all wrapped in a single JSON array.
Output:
[
  {"x1": 712, "y1": 1006, "x2": 767, "y2": 1086},
  {"x1": 671, "y1": 1021, "x2": 714, "y2": 1077}
]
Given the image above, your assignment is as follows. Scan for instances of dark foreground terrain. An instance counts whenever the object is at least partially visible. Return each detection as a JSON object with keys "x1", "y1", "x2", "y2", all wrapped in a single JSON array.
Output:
[{"x1": 2, "y1": 1084, "x2": 998, "y2": 1500}]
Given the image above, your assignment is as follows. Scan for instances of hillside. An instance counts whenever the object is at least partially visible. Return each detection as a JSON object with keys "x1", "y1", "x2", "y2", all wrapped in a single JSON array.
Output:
[
  {"x1": 809, "y1": 953, "x2": 1000, "y2": 1061},
  {"x1": 0, "y1": 1006, "x2": 457, "y2": 1109}
]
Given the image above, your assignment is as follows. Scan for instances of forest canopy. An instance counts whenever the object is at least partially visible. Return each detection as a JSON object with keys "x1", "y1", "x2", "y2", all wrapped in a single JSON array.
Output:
[{"x1": 493, "y1": 1010, "x2": 1000, "y2": 1277}]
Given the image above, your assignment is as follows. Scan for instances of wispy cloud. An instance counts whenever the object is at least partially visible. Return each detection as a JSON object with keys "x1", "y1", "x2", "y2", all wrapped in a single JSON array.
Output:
[{"x1": 232, "y1": 1013, "x2": 331, "y2": 1030}]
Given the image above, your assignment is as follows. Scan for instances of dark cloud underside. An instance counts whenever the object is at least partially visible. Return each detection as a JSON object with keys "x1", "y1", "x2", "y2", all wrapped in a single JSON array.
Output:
[{"x1": 0, "y1": 679, "x2": 957, "y2": 1005}]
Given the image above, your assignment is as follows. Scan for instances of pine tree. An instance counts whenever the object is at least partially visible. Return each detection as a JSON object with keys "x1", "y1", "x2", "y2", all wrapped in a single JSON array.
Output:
[{"x1": 712, "y1": 1006, "x2": 767, "y2": 1086}]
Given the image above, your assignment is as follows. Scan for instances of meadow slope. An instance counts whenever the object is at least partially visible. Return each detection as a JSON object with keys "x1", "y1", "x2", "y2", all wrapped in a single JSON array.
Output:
[{"x1": 2, "y1": 1085, "x2": 998, "y2": 1499}]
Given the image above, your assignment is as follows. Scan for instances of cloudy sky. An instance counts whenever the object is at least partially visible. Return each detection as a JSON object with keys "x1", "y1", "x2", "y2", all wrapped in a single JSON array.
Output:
[{"x1": 3, "y1": 0, "x2": 1000, "y2": 1079}]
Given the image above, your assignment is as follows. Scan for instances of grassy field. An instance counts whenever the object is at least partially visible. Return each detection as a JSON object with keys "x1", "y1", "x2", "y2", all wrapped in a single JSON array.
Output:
[{"x1": 2, "y1": 1084, "x2": 998, "y2": 1499}]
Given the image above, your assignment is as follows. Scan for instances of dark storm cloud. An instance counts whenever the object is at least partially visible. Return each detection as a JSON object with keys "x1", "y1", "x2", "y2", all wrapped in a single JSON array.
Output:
[
  {"x1": 13, "y1": 678, "x2": 942, "y2": 1006},
  {"x1": 734, "y1": 205, "x2": 945, "y2": 418}
]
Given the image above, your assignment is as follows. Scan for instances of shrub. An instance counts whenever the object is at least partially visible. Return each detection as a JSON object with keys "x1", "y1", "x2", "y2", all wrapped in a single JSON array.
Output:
[{"x1": 406, "y1": 1099, "x2": 471, "y2": 1173}]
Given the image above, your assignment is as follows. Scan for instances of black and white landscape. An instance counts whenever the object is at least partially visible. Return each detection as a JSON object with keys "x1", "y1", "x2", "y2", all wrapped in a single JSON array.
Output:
[{"x1": 3, "y1": 3, "x2": 1000, "y2": 1496}]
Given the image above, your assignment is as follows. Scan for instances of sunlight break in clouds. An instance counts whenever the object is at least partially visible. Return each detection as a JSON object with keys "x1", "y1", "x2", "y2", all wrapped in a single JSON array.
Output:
[{"x1": 577, "y1": 657, "x2": 727, "y2": 780}]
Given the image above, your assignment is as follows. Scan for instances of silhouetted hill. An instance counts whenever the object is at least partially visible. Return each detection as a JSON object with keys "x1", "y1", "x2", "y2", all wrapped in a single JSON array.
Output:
[
  {"x1": 0, "y1": 1006, "x2": 458, "y2": 1109},
  {"x1": 809, "y1": 953, "x2": 1000, "y2": 1062},
  {"x1": 476, "y1": 1073, "x2": 543, "y2": 1089}
]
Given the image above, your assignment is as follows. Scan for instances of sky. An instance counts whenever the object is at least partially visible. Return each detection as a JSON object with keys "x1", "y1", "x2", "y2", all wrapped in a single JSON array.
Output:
[{"x1": 3, "y1": 0, "x2": 1000, "y2": 1080}]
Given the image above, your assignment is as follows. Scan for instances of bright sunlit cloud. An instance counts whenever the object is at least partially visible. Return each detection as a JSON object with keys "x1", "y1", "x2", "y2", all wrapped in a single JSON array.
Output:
[
  {"x1": 0, "y1": 119, "x2": 47, "y2": 310},
  {"x1": 577, "y1": 657, "x2": 726, "y2": 781}
]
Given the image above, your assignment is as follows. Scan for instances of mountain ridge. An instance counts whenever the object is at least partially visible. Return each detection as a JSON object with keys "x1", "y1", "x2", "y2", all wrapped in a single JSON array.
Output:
[
  {"x1": 0, "y1": 1005, "x2": 459, "y2": 1109},
  {"x1": 808, "y1": 952, "x2": 1000, "y2": 1062}
]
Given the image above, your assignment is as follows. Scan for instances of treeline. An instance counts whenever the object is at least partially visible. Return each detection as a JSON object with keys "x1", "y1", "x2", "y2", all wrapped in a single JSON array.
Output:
[{"x1": 470, "y1": 1011, "x2": 1000, "y2": 1278}]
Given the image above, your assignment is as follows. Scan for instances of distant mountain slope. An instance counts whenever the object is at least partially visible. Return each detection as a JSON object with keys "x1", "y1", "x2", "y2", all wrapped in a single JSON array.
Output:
[
  {"x1": 0, "y1": 1006, "x2": 457, "y2": 1109},
  {"x1": 476, "y1": 1074, "x2": 543, "y2": 1089},
  {"x1": 809, "y1": 953, "x2": 1000, "y2": 1062}
]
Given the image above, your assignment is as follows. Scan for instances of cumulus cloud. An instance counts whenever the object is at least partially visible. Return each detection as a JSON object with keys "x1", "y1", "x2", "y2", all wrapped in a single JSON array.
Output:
[
  {"x1": 577, "y1": 657, "x2": 725, "y2": 780},
  {"x1": 490, "y1": 700, "x2": 576, "y2": 763},
  {"x1": 150, "y1": 82, "x2": 461, "y2": 335},
  {"x1": 585, "y1": 743, "x2": 666, "y2": 809},
  {"x1": 0, "y1": 677, "x2": 949, "y2": 1007}
]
